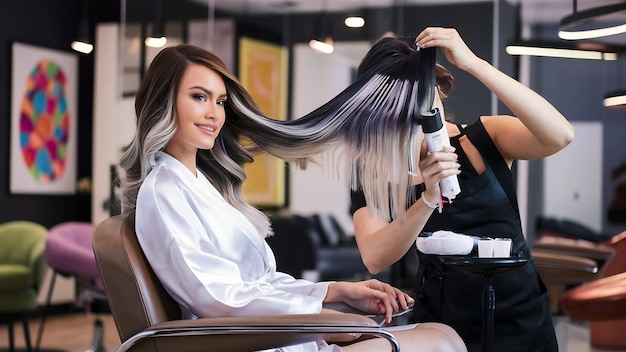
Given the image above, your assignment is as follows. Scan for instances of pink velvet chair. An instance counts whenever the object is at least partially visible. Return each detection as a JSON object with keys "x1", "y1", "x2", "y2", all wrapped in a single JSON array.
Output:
[{"x1": 35, "y1": 222, "x2": 107, "y2": 352}]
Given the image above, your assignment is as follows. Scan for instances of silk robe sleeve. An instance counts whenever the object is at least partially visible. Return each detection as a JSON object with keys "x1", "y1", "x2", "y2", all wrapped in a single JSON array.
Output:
[{"x1": 135, "y1": 162, "x2": 330, "y2": 319}]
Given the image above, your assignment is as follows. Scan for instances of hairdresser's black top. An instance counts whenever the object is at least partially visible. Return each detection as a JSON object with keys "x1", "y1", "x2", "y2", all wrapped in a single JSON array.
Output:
[{"x1": 350, "y1": 118, "x2": 558, "y2": 352}]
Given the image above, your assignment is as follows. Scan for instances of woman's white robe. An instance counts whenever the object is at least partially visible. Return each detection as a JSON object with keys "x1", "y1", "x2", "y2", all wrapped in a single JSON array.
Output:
[{"x1": 135, "y1": 152, "x2": 339, "y2": 352}]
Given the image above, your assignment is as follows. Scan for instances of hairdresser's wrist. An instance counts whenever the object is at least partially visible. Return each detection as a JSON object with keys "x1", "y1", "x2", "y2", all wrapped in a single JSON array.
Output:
[
  {"x1": 463, "y1": 57, "x2": 491, "y2": 77},
  {"x1": 421, "y1": 191, "x2": 441, "y2": 212}
]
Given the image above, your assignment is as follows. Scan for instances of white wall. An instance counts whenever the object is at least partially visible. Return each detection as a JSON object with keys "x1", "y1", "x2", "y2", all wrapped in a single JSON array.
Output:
[
  {"x1": 91, "y1": 24, "x2": 136, "y2": 224},
  {"x1": 543, "y1": 121, "x2": 603, "y2": 232},
  {"x1": 289, "y1": 42, "x2": 371, "y2": 234}
]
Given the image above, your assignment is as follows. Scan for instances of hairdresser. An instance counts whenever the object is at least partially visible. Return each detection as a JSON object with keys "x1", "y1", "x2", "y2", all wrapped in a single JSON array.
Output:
[{"x1": 350, "y1": 27, "x2": 573, "y2": 351}]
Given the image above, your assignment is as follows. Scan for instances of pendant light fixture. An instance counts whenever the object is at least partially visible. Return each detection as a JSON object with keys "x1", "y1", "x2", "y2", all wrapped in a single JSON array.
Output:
[
  {"x1": 505, "y1": 41, "x2": 619, "y2": 60},
  {"x1": 506, "y1": 3, "x2": 623, "y2": 60},
  {"x1": 559, "y1": 0, "x2": 626, "y2": 40},
  {"x1": 603, "y1": 90, "x2": 626, "y2": 108},
  {"x1": 604, "y1": 63, "x2": 626, "y2": 109},
  {"x1": 309, "y1": 0, "x2": 334, "y2": 54},
  {"x1": 344, "y1": 8, "x2": 365, "y2": 29},
  {"x1": 145, "y1": 0, "x2": 167, "y2": 48},
  {"x1": 71, "y1": 0, "x2": 93, "y2": 54}
]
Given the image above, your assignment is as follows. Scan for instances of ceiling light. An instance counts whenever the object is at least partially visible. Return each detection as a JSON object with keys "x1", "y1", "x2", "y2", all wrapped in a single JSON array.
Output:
[
  {"x1": 603, "y1": 90, "x2": 626, "y2": 109},
  {"x1": 145, "y1": 36, "x2": 167, "y2": 48},
  {"x1": 309, "y1": 5, "x2": 333, "y2": 54},
  {"x1": 559, "y1": 1, "x2": 626, "y2": 40},
  {"x1": 505, "y1": 42, "x2": 619, "y2": 60},
  {"x1": 560, "y1": 24, "x2": 626, "y2": 40},
  {"x1": 145, "y1": 0, "x2": 167, "y2": 48},
  {"x1": 71, "y1": 0, "x2": 93, "y2": 54},
  {"x1": 71, "y1": 40, "x2": 93, "y2": 54},
  {"x1": 309, "y1": 38, "x2": 334, "y2": 54},
  {"x1": 344, "y1": 16, "x2": 365, "y2": 28}
]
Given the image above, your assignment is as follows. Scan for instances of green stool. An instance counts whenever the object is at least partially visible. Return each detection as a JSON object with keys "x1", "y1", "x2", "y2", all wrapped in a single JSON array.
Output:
[{"x1": 0, "y1": 221, "x2": 48, "y2": 352}]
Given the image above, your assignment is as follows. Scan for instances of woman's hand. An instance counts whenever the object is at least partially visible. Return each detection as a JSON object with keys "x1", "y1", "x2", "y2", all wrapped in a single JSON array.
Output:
[
  {"x1": 416, "y1": 27, "x2": 573, "y2": 161},
  {"x1": 325, "y1": 279, "x2": 414, "y2": 324},
  {"x1": 415, "y1": 27, "x2": 481, "y2": 72},
  {"x1": 418, "y1": 145, "x2": 461, "y2": 202}
]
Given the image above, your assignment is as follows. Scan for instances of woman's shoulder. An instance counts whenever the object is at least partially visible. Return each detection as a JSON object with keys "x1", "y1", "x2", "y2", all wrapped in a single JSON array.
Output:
[
  {"x1": 478, "y1": 115, "x2": 518, "y2": 134},
  {"x1": 460, "y1": 115, "x2": 511, "y2": 138},
  {"x1": 447, "y1": 117, "x2": 483, "y2": 138},
  {"x1": 145, "y1": 161, "x2": 180, "y2": 186},
  {"x1": 139, "y1": 160, "x2": 190, "y2": 204}
]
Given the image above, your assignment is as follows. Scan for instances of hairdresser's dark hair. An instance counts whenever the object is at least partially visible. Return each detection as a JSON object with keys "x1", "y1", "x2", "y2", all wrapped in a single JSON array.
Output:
[
  {"x1": 436, "y1": 63, "x2": 454, "y2": 98},
  {"x1": 121, "y1": 39, "x2": 439, "y2": 235},
  {"x1": 359, "y1": 36, "x2": 454, "y2": 98}
]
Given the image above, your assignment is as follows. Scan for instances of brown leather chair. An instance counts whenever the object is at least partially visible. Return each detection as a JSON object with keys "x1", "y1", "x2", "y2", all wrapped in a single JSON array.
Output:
[
  {"x1": 92, "y1": 213, "x2": 400, "y2": 352},
  {"x1": 532, "y1": 250, "x2": 598, "y2": 314},
  {"x1": 532, "y1": 234, "x2": 615, "y2": 314},
  {"x1": 533, "y1": 236, "x2": 615, "y2": 273}
]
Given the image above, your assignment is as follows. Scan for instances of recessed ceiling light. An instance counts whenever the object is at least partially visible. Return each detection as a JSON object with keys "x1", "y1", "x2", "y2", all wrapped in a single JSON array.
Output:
[{"x1": 344, "y1": 16, "x2": 365, "y2": 28}]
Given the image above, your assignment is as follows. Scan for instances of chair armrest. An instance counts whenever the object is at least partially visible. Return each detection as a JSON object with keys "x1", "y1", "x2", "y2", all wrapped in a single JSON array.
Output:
[
  {"x1": 533, "y1": 250, "x2": 598, "y2": 284},
  {"x1": 601, "y1": 231, "x2": 626, "y2": 277},
  {"x1": 606, "y1": 231, "x2": 626, "y2": 248},
  {"x1": 30, "y1": 240, "x2": 47, "y2": 292},
  {"x1": 116, "y1": 313, "x2": 399, "y2": 352},
  {"x1": 534, "y1": 236, "x2": 615, "y2": 261}
]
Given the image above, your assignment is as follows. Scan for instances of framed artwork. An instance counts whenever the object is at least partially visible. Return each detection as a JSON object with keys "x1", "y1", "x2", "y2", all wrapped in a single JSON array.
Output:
[
  {"x1": 238, "y1": 37, "x2": 289, "y2": 208},
  {"x1": 10, "y1": 42, "x2": 78, "y2": 194}
]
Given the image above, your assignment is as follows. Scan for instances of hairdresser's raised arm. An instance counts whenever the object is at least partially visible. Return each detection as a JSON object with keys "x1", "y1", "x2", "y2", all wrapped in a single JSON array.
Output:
[{"x1": 415, "y1": 27, "x2": 574, "y2": 163}]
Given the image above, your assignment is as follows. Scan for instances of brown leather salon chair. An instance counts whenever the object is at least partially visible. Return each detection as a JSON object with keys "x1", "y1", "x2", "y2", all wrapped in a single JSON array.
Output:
[
  {"x1": 532, "y1": 228, "x2": 616, "y2": 314},
  {"x1": 92, "y1": 213, "x2": 400, "y2": 352},
  {"x1": 561, "y1": 231, "x2": 626, "y2": 350},
  {"x1": 532, "y1": 251, "x2": 598, "y2": 314}
]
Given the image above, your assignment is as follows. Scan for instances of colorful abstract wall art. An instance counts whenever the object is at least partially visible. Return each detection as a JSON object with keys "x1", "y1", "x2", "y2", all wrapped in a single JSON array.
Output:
[{"x1": 10, "y1": 42, "x2": 78, "y2": 194}]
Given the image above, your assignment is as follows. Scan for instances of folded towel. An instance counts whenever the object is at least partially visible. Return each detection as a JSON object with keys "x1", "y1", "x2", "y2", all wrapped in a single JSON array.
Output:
[{"x1": 415, "y1": 230, "x2": 476, "y2": 255}]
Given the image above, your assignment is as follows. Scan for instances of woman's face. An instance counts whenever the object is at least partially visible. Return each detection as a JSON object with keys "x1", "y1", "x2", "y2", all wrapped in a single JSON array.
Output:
[{"x1": 166, "y1": 63, "x2": 227, "y2": 159}]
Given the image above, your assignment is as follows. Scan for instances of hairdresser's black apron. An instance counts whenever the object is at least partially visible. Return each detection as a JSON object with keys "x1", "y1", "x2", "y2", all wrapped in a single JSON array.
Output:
[{"x1": 409, "y1": 120, "x2": 558, "y2": 352}]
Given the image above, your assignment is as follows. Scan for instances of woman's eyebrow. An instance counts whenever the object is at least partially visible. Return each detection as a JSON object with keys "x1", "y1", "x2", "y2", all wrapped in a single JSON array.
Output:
[{"x1": 190, "y1": 86, "x2": 227, "y2": 98}]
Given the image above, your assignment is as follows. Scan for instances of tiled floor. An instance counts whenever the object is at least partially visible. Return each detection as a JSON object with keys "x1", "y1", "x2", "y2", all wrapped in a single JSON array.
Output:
[{"x1": 554, "y1": 315, "x2": 626, "y2": 352}]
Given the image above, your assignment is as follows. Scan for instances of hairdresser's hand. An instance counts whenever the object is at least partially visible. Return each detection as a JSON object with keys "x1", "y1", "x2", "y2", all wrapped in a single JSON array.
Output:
[
  {"x1": 419, "y1": 145, "x2": 461, "y2": 201},
  {"x1": 325, "y1": 280, "x2": 414, "y2": 324},
  {"x1": 415, "y1": 27, "x2": 481, "y2": 72}
]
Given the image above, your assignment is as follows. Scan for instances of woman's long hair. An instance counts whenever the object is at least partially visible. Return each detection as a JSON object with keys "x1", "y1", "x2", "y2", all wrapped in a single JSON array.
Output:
[{"x1": 120, "y1": 37, "x2": 439, "y2": 236}]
